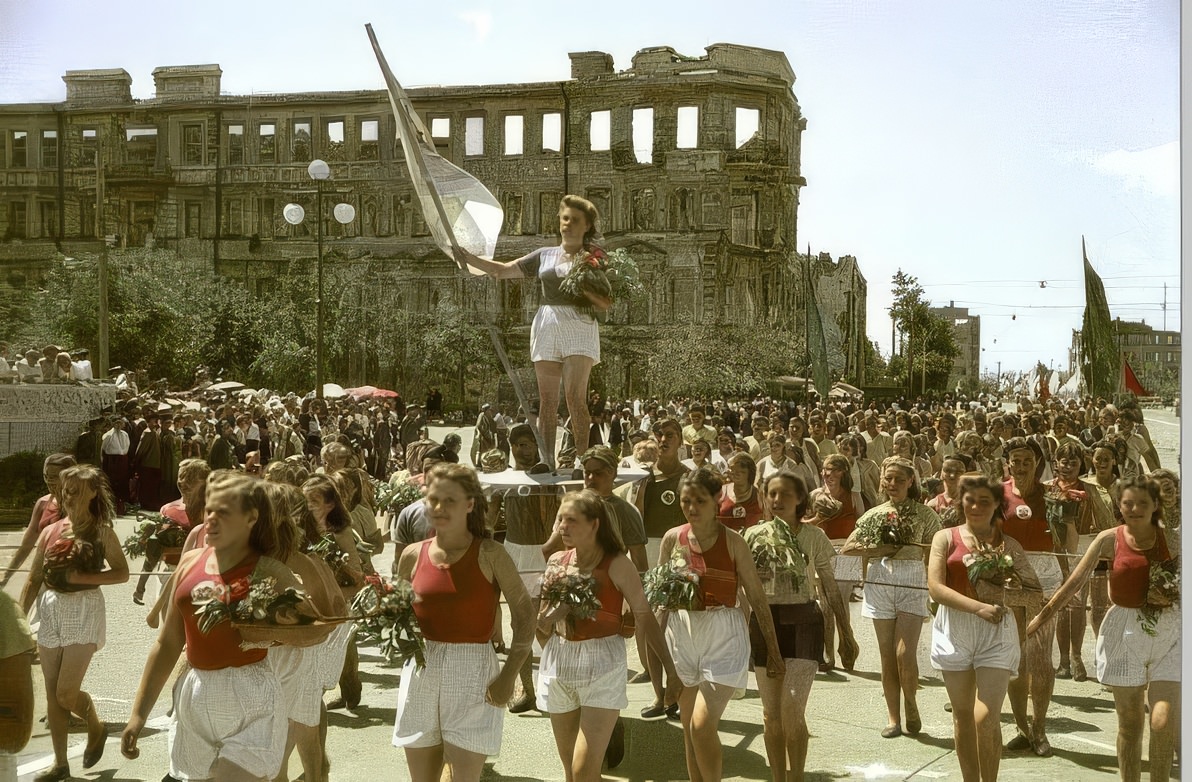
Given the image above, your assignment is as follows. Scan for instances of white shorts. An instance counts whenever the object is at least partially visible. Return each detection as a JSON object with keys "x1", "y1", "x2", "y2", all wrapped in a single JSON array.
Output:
[
  {"x1": 666, "y1": 608, "x2": 751, "y2": 689},
  {"x1": 930, "y1": 604, "x2": 1020, "y2": 674},
  {"x1": 318, "y1": 623, "x2": 355, "y2": 691},
  {"x1": 537, "y1": 634, "x2": 628, "y2": 713},
  {"x1": 504, "y1": 541, "x2": 547, "y2": 574},
  {"x1": 393, "y1": 640, "x2": 504, "y2": 756},
  {"x1": 529, "y1": 304, "x2": 600, "y2": 364},
  {"x1": 35, "y1": 588, "x2": 105, "y2": 650},
  {"x1": 833, "y1": 552, "x2": 862, "y2": 584},
  {"x1": 1025, "y1": 552, "x2": 1063, "y2": 597},
  {"x1": 268, "y1": 645, "x2": 323, "y2": 727},
  {"x1": 861, "y1": 559, "x2": 929, "y2": 620},
  {"x1": 1096, "y1": 604, "x2": 1181, "y2": 687},
  {"x1": 169, "y1": 660, "x2": 286, "y2": 780}
]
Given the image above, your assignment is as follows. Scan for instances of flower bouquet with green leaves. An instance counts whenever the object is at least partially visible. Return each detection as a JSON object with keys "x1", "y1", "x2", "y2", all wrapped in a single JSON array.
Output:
[
  {"x1": 352, "y1": 574, "x2": 425, "y2": 667},
  {"x1": 43, "y1": 528, "x2": 103, "y2": 592},
  {"x1": 745, "y1": 518, "x2": 808, "y2": 593},
  {"x1": 1140, "y1": 557, "x2": 1180, "y2": 636},
  {"x1": 643, "y1": 546, "x2": 701, "y2": 611},
  {"x1": 375, "y1": 480, "x2": 423, "y2": 514},
  {"x1": 123, "y1": 511, "x2": 189, "y2": 562},
  {"x1": 309, "y1": 533, "x2": 354, "y2": 586},
  {"x1": 854, "y1": 506, "x2": 916, "y2": 548},
  {"x1": 192, "y1": 573, "x2": 312, "y2": 636},
  {"x1": 540, "y1": 560, "x2": 602, "y2": 621}
]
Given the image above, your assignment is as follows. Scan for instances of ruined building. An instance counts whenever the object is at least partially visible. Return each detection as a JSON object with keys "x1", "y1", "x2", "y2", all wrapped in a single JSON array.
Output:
[{"x1": 0, "y1": 44, "x2": 867, "y2": 394}]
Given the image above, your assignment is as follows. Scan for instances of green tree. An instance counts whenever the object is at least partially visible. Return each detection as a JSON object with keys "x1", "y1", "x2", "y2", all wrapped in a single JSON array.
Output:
[
  {"x1": 643, "y1": 324, "x2": 803, "y2": 398},
  {"x1": 888, "y1": 269, "x2": 959, "y2": 395}
]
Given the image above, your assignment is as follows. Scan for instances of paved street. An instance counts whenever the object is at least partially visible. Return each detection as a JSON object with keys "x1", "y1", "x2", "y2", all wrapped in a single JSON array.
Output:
[{"x1": 3, "y1": 409, "x2": 1181, "y2": 781}]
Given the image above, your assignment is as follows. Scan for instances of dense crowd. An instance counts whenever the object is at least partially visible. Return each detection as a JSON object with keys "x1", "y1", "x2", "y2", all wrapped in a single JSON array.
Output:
[{"x1": 0, "y1": 384, "x2": 1180, "y2": 782}]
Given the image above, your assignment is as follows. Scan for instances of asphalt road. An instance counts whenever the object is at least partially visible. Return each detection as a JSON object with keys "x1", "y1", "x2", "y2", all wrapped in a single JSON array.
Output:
[{"x1": 3, "y1": 410, "x2": 1182, "y2": 781}]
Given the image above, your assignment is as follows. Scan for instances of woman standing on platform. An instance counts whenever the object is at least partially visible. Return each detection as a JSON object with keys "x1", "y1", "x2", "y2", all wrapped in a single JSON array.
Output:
[
  {"x1": 841, "y1": 457, "x2": 942, "y2": 738},
  {"x1": 747, "y1": 472, "x2": 855, "y2": 782},
  {"x1": 392, "y1": 464, "x2": 534, "y2": 782},
  {"x1": 537, "y1": 489, "x2": 680, "y2": 782},
  {"x1": 21, "y1": 465, "x2": 128, "y2": 782},
  {"x1": 0, "y1": 453, "x2": 75, "y2": 588},
  {"x1": 927, "y1": 474, "x2": 1041, "y2": 782},
  {"x1": 1027, "y1": 476, "x2": 1180, "y2": 782},
  {"x1": 659, "y1": 466, "x2": 784, "y2": 782},
  {"x1": 454, "y1": 196, "x2": 609, "y2": 468}
]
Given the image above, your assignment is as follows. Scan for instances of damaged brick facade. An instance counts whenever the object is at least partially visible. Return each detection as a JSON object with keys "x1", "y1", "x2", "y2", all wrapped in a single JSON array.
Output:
[{"x1": 0, "y1": 45, "x2": 867, "y2": 393}]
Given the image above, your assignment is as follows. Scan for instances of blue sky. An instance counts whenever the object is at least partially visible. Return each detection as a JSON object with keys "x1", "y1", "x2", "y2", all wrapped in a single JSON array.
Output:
[{"x1": 1, "y1": 0, "x2": 1179, "y2": 374}]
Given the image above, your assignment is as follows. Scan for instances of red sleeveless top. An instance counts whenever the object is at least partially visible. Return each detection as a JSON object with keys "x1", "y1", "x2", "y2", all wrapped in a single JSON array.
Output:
[
  {"x1": 175, "y1": 548, "x2": 266, "y2": 670},
  {"x1": 411, "y1": 537, "x2": 498, "y2": 643},
  {"x1": 717, "y1": 488, "x2": 764, "y2": 533},
  {"x1": 1001, "y1": 480, "x2": 1052, "y2": 552},
  {"x1": 820, "y1": 492, "x2": 858, "y2": 541},
  {"x1": 679, "y1": 524, "x2": 738, "y2": 609},
  {"x1": 37, "y1": 495, "x2": 62, "y2": 531},
  {"x1": 558, "y1": 550, "x2": 624, "y2": 641},
  {"x1": 1109, "y1": 526, "x2": 1172, "y2": 608},
  {"x1": 160, "y1": 499, "x2": 192, "y2": 529},
  {"x1": 944, "y1": 527, "x2": 978, "y2": 600}
]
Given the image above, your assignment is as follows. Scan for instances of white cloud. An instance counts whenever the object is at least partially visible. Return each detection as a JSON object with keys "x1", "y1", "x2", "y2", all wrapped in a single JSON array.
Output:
[
  {"x1": 1094, "y1": 141, "x2": 1178, "y2": 199},
  {"x1": 455, "y1": 11, "x2": 492, "y2": 43}
]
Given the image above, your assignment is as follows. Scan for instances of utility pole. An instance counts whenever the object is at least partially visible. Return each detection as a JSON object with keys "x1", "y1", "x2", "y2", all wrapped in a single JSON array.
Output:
[{"x1": 96, "y1": 135, "x2": 109, "y2": 378}]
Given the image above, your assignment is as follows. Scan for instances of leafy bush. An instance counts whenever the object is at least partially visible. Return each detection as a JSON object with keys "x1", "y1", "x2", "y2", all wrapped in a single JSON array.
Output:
[{"x1": 0, "y1": 451, "x2": 48, "y2": 511}]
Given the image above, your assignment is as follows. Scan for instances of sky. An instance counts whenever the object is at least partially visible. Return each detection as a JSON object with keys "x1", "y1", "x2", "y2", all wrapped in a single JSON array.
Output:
[{"x1": 0, "y1": 0, "x2": 1179, "y2": 376}]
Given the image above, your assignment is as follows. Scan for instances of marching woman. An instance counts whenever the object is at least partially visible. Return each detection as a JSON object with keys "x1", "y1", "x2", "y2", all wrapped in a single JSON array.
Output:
[
  {"x1": 392, "y1": 464, "x2": 534, "y2": 782},
  {"x1": 717, "y1": 452, "x2": 765, "y2": 533},
  {"x1": 536, "y1": 488, "x2": 681, "y2": 782},
  {"x1": 927, "y1": 474, "x2": 1042, "y2": 782},
  {"x1": 659, "y1": 466, "x2": 785, "y2": 782},
  {"x1": 0, "y1": 453, "x2": 75, "y2": 588},
  {"x1": 20, "y1": 465, "x2": 128, "y2": 782},
  {"x1": 122, "y1": 471, "x2": 323, "y2": 782},
  {"x1": 1047, "y1": 441, "x2": 1096, "y2": 682},
  {"x1": 1085, "y1": 439, "x2": 1123, "y2": 636},
  {"x1": 1027, "y1": 476, "x2": 1180, "y2": 782},
  {"x1": 455, "y1": 195, "x2": 609, "y2": 467},
  {"x1": 747, "y1": 472, "x2": 855, "y2": 782},
  {"x1": 809, "y1": 453, "x2": 863, "y2": 671},
  {"x1": 840, "y1": 457, "x2": 942, "y2": 738}
]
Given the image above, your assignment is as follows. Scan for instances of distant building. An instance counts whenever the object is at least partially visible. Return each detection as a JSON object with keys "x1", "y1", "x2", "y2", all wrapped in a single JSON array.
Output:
[
  {"x1": 0, "y1": 44, "x2": 868, "y2": 393},
  {"x1": 929, "y1": 301, "x2": 980, "y2": 392},
  {"x1": 1069, "y1": 319, "x2": 1180, "y2": 396}
]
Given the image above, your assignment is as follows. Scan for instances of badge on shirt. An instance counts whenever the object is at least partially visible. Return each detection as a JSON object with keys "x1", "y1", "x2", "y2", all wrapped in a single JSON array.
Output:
[
  {"x1": 661, "y1": 490, "x2": 676, "y2": 506},
  {"x1": 733, "y1": 506, "x2": 746, "y2": 518},
  {"x1": 1015, "y1": 504, "x2": 1032, "y2": 520}
]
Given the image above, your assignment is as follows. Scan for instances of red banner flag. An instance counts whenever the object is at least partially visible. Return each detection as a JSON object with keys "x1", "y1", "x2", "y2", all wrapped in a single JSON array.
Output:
[{"x1": 1123, "y1": 359, "x2": 1150, "y2": 396}]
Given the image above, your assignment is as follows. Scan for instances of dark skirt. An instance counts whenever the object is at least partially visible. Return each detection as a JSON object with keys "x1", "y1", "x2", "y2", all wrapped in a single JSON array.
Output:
[{"x1": 749, "y1": 602, "x2": 825, "y2": 666}]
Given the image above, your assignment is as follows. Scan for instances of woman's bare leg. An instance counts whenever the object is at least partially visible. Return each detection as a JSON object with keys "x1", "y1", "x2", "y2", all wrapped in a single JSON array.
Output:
[
  {"x1": 534, "y1": 361, "x2": 563, "y2": 467},
  {"x1": 561, "y1": 356, "x2": 595, "y2": 460}
]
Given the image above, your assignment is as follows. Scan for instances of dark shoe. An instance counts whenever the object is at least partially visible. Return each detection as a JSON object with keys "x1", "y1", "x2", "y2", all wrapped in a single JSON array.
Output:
[
  {"x1": 604, "y1": 717, "x2": 626, "y2": 768},
  {"x1": 1006, "y1": 732, "x2": 1032, "y2": 751},
  {"x1": 83, "y1": 721, "x2": 107, "y2": 769},
  {"x1": 1031, "y1": 736, "x2": 1053, "y2": 757},
  {"x1": 666, "y1": 703, "x2": 680, "y2": 721},
  {"x1": 818, "y1": 661, "x2": 834, "y2": 673},
  {"x1": 640, "y1": 702, "x2": 667, "y2": 721},
  {"x1": 508, "y1": 692, "x2": 537, "y2": 714},
  {"x1": 1055, "y1": 662, "x2": 1072, "y2": 679},
  {"x1": 905, "y1": 716, "x2": 921, "y2": 736},
  {"x1": 628, "y1": 670, "x2": 651, "y2": 685},
  {"x1": 162, "y1": 775, "x2": 182, "y2": 782},
  {"x1": 1073, "y1": 659, "x2": 1088, "y2": 682},
  {"x1": 943, "y1": 702, "x2": 953, "y2": 713},
  {"x1": 881, "y1": 724, "x2": 902, "y2": 738},
  {"x1": 34, "y1": 767, "x2": 70, "y2": 782},
  {"x1": 132, "y1": 592, "x2": 145, "y2": 606}
]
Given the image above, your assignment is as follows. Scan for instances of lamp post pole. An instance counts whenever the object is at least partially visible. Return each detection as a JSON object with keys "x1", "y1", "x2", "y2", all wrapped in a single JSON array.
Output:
[{"x1": 283, "y1": 159, "x2": 353, "y2": 401}]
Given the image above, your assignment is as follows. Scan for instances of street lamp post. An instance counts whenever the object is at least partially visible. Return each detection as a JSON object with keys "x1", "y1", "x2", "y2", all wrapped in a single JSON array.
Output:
[{"x1": 283, "y1": 159, "x2": 355, "y2": 399}]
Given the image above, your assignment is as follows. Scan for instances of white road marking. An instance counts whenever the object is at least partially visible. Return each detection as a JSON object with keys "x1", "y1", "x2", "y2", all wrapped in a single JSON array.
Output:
[{"x1": 17, "y1": 715, "x2": 170, "y2": 776}]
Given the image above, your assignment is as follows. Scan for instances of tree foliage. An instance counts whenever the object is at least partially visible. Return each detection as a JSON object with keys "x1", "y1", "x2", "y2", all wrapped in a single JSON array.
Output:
[
  {"x1": 641, "y1": 324, "x2": 804, "y2": 398},
  {"x1": 888, "y1": 269, "x2": 959, "y2": 394}
]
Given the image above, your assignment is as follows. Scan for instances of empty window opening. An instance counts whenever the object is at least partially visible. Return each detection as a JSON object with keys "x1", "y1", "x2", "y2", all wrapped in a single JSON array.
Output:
[
  {"x1": 541, "y1": 112, "x2": 561, "y2": 152},
  {"x1": 735, "y1": 107, "x2": 759, "y2": 148},
  {"x1": 676, "y1": 106, "x2": 698, "y2": 149},
  {"x1": 589, "y1": 110, "x2": 610, "y2": 151},
  {"x1": 292, "y1": 121, "x2": 311, "y2": 162},
  {"x1": 504, "y1": 115, "x2": 524, "y2": 155},
  {"x1": 258, "y1": 123, "x2": 276, "y2": 163},
  {"x1": 431, "y1": 117, "x2": 450, "y2": 138},
  {"x1": 632, "y1": 108, "x2": 653, "y2": 163},
  {"x1": 465, "y1": 117, "x2": 485, "y2": 155},
  {"x1": 359, "y1": 119, "x2": 379, "y2": 160}
]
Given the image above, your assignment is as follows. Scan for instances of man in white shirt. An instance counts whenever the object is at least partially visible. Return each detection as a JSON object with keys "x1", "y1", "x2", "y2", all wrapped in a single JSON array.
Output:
[
  {"x1": 101, "y1": 417, "x2": 132, "y2": 514},
  {"x1": 16, "y1": 349, "x2": 41, "y2": 382},
  {"x1": 69, "y1": 349, "x2": 94, "y2": 381}
]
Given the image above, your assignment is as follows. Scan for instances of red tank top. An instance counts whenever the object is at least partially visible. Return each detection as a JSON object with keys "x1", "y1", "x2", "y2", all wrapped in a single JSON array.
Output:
[
  {"x1": 1109, "y1": 526, "x2": 1172, "y2": 608},
  {"x1": 679, "y1": 524, "x2": 738, "y2": 609},
  {"x1": 160, "y1": 499, "x2": 192, "y2": 529},
  {"x1": 175, "y1": 548, "x2": 266, "y2": 670},
  {"x1": 945, "y1": 527, "x2": 978, "y2": 600},
  {"x1": 559, "y1": 550, "x2": 625, "y2": 641},
  {"x1": 37, "y1": 495, "x2": 62, "y2": 531},
  {"x1": 1001, "y1": 480, "x2": 1052, "y2": 552},
  {"x1": 820, "y1": 492, "x2": 858, "y2": 541},
  {"x1": 42, "y1": 519, "x2": 102, "y2": 592},
  {"x1": 411, "y1": 537, "x2": 498, "y2": 643},
  {"x1": 717, "y1": 488, "x2": 764, "y2": 533}
]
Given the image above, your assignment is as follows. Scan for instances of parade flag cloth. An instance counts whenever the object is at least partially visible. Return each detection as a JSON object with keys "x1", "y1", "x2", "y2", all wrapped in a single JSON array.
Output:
[
  {"x1": 1080, "y1": 237, "x2": 1120, "y2": 399},
  {"x1": 805, "y1": 246, "x2": 831, "y2": 397},
  {"x1": 1123, "y1": 358, "x2": 1150, "y2": 397},
  {"x1": 365, "y1": 23, "x2": 503, "y2": 273}
]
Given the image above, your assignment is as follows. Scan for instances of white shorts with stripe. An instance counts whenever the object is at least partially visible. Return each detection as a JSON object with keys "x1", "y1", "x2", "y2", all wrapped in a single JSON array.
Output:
[
  {"x1": 268, "y1": 644, "x2": 323, "y2": 728},
  {"x1": 1096, "y1": 604, "x2": 1181, "y2": 687},
  {"x1": 537, "y1": 634, "x2": 628, "y2": 713},
  {"x1": 861, "y1": 558, "x2": 929, "y2": 619},
  {"x1": 930, "y1": 604, "x2": 1020, "y2": 674},
  {"x1": 393, "y1": 640, "x2": 504, "y2": 756},
  {"x1": 169, "y1": 660, "x2": 287, "y2": 780},
  {"x1": 665, "y1": 608, "x2": 751, "y2": 689},
  {"x1": 35, "y1": 588, "x2": 105, "y2": 650},
  {"x1": 529, "y1": 304, "x2": 600, "y2": 364}
]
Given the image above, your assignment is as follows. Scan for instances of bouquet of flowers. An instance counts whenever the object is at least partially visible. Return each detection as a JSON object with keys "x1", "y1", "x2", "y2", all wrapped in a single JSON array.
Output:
[
  {"x1": 853, "y1": 506, "x2": 916, "y2": 548},
  {"x1": 193, "y1": 574, "x2": 312, "y2": 635},
  {"x1": 123, "y1": 512, "x2": 189, "y2": 562},
  {"x1": 558, "y1": 245, "x2": 613, "y2": 318},
  {"x1": 375, "y1": 480, "x2": 423, "y2": 515},
  {"x1": 1044, "y1": 483, "x2": 1087, "y2": 543},
  {"x1": 746, "y1": 518, "x2": 808, "y2": 593},
  {"x1": 1140, "y1": 557, "x2": 1180, "y2": 636},
  {"x1": 539, "y1": 560, "x2": 602, "y2": 621},
  {"x1": 642, "y1": 547, "x2": 701, "y2": 611},
  {"x1": 309, "y1": 533, "x2": 354, "y2": 587},
  {"x1": 963, "y1": 543, "x2": 1021, "y2": 591},
  {"x1": 352, "y1": 574, "x2": 425, "y2": 667},
  {"x1": 43, "y1": 529, "x2": 103, "y2": 592}
]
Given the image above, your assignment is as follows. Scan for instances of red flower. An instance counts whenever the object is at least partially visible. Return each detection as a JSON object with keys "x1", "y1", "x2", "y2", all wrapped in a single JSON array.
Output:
[
  {"x1": 45, "y1": 537, "x2": 76, "y2": 563},
  {"x1": 586, "y1": 246, "x2": 607, "y2": 268},
  {"x1": 227, "y1": 577, "x2": 251, "y2": 603}
]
